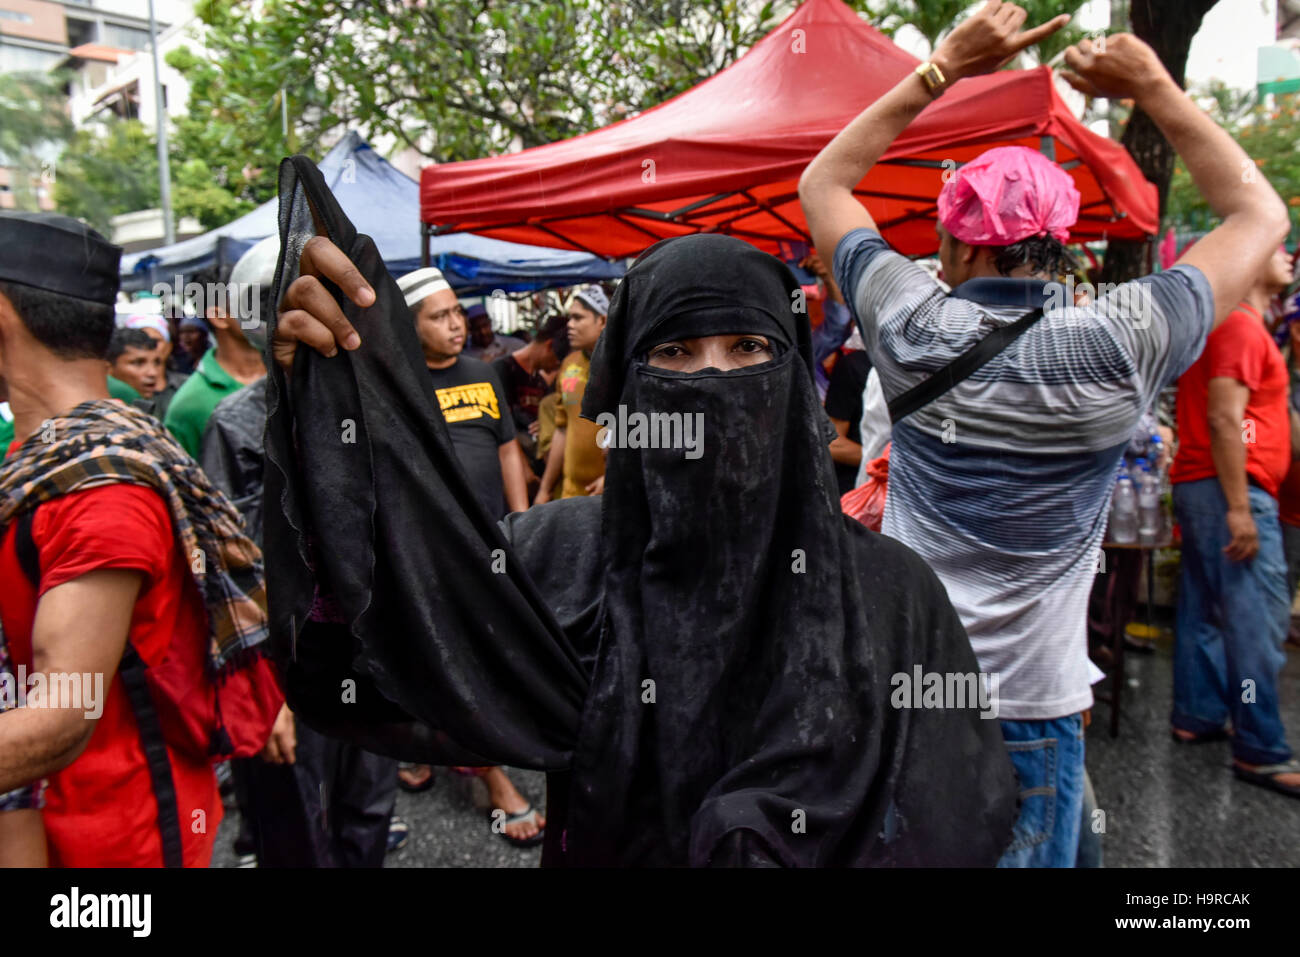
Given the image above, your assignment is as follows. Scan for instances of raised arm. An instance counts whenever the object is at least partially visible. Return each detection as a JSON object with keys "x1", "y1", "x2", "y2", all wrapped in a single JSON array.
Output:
[
  {"x1": 1061, "y1": 38, "x2": 1290, "y2": 328},
  {"x1": 799, "y1": 1, "x2": 1069, "y2": 259}
]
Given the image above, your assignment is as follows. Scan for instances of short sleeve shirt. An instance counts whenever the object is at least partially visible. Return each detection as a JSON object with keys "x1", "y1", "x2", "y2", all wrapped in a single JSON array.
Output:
[
  {"x1": 833, "y1": 227, "x2": 1214, "y2": 719},
  {"x1": 553, "y1": 351, "x2": 606, "y2": 498},
  {"x1": 427, "y1": 355, "x2": 516, "y2": 519},
  {"x1": 0, "y1": 480, "x2": 221, "y2": 866},
  {"x1": 1170, "y1": 305, "x2": 1291, "y2": 496}
]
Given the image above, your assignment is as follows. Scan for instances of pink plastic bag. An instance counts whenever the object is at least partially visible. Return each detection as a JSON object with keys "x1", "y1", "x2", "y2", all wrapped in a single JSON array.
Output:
[{"x1": 840, "y1": 442, "x2": 890, "y2": 532}]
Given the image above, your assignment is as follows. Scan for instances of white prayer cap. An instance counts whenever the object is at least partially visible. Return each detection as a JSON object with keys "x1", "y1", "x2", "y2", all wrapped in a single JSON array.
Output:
[
  {"x1": 397, "y1": 267, "x2": 452, "y2": 309},
  {"x1": 116, "y1": 313, "x2": 171, "y2": 342}
]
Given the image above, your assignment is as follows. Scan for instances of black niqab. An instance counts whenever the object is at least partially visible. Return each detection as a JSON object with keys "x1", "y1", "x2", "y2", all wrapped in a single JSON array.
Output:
[
  {"x1": 557, "y1": 235, "x2": 1015, "y2": 865},
  {"x1": 263, "y1": 157, "x2": 1018, "y2": 867}
]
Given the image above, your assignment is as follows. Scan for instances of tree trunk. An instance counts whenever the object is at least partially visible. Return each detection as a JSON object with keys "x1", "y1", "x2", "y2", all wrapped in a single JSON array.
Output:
[{"x1": 1100, "y1": 0, "x2": 1222, "y2": 284}]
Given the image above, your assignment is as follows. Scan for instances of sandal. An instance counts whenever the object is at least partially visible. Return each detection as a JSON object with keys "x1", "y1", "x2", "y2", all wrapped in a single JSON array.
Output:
[
  {"x1": 492, "y1": 804, "x2": 545, "y2": 848},
  {"x1": 1232, "y1": 758, "x2": 1300, "y2": 798},
  {"x1": 397, "y1": 763, "x2": 435, "y2": 793}
]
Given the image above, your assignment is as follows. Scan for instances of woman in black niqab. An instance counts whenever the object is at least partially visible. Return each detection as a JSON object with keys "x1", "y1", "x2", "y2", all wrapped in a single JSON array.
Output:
[{"x1": 264, "y1": 156, "x2": 1017, "y2": 867}]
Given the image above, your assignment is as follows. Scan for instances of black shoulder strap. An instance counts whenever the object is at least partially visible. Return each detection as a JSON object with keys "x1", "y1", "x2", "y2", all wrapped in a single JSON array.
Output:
[
  {"x1": 12, "y1": 509, "x2": 185, "y2": 868},
  {"x1": 887, "y1": 307, "x2": 1046, "y2": 424},
  {"x1": 14, "y1": 510, "x2": 40, "y2": 588}
]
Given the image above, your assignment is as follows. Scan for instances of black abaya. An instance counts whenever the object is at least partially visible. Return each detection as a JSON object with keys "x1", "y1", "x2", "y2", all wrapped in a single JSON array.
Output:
[{"x1": 263, "y1": 155, "x2": 1018, "y2": 867}]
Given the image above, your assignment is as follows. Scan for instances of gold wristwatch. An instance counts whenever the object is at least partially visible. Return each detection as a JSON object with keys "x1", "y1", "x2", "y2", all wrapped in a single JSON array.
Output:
[{"x1": 915, "y1": 60, "x2": 947, "y2": 97}]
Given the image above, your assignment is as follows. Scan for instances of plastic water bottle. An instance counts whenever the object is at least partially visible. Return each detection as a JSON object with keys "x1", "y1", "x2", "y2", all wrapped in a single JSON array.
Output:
[
  {"x1": 1149, "y1": 433, "x2": 1165, "y2": 472},
  {"x1": 1111, "y1": 473, "x2": 1138, "y2": 544},
  {"x1": 1137, "y1": 460, "x2": 1161, "y2": 546}
]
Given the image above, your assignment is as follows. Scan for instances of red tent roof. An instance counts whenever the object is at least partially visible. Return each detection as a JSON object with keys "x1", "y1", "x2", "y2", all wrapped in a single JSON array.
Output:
[{"x1": 421, "y1": 0, "x2": 1157, "y2": 258}]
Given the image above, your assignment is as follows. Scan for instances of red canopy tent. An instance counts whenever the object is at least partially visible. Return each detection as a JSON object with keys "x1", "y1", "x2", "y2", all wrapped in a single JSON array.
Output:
[{"x1": 420, "y1": 0, "x2": 1157, "y2": 260}]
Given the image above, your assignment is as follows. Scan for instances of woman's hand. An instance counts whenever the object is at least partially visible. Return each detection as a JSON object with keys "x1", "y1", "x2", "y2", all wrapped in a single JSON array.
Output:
[{"x1": 273, "y1": 236, "x2": 376, "y2": 372}]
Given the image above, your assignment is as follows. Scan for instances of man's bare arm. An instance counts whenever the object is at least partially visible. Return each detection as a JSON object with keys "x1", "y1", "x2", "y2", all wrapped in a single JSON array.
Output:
[
  {"x1": 800, "y1": 1, "x2": 1069, "y2": 259},
  {"x1": 1206, "y1": 377, "x2": 1257, "y2": 561},
  {"x1": 1062, "y1": 39, "x2": 1289, "y2": 328},
  {"x1": 535, "y1": 428, "x2": 565, "y2": 504},
  {"x1": 0, "y1": 569, "x2": 140, "y2": 792},
  {"x1": 499, "y1": 438, "x2": 531, "y2": 513}
]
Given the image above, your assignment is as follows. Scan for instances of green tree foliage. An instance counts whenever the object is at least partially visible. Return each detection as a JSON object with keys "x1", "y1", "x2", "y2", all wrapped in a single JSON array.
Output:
[
  {"x1": 1167, "y1": 85, "x2": 1300, "y2": 233},
  {"x1": 54, "y1": 117, "x2": 255, "y2": 234},
  {"x1": 0, "y1": 72, "x2": 72, "y2": 211},
  {"x1": 169, "y1": 0, "x2": 811, "y2": 166},
  {"x1": 54, "y1": 120, "x2": 159, "y2": 233},
  {"x1": 871, "y1": 0, "x2": 1088, "y2": 64}
]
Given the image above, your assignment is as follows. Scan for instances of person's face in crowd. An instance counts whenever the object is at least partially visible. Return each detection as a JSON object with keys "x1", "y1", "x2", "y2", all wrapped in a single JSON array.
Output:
[
  {"x1": 414, "y1": 288, "x2": 467, "y2": 362},
  {"x1": 566, "y1": 301, "x2": 606, "y2": 353},
  {"x1": 111, "y1": 344, "x2": 164, "y2": 398},
  {"x1": 646, "y1": 334, "x2": 775, "y2": 373},
  {"x1": 469, "y1": 312, "x2": 494, "y2": 348},
  {"x1": 1263, "y1": 245, "x2": 1295, "y2": 295},
  {"x1": 179, "y1": 327, "x2": 208, "y2": 359},
  {"x1": 536, "y1": 338, "x2": 562, "y2": 373}
]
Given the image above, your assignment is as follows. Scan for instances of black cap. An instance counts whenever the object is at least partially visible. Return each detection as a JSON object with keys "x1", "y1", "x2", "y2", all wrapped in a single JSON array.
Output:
[{"x1": 0, "y1": 211, "x2": 122, "y2": 306}]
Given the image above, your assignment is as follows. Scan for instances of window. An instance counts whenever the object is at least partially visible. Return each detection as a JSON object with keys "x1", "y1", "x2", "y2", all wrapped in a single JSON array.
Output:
[
  {"x1": 102, "y1": 22, "x2": 149, "y2": 50},
  {"x1": 0, "y1": 9, "x2": 34, "y2": 23},
  {"x1": 65, "y1": 16, "x2": 94, "y2": 48},
  {"x1": 0, "y1": 42, "x2": 61, "y2": 72}
]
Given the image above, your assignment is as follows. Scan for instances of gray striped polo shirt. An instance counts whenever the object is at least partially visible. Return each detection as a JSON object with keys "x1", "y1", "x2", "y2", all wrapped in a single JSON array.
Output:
[{"x1": 834, "y1": 228, "x2": 1213, "y2": 720}]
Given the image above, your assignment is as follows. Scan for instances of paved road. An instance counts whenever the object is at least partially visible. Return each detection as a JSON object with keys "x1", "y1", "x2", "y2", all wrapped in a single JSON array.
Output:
[
  {"x1": 213, "y1": 638, "x2": 1300, "y2": 868},
  {"x1": 1086, "y1": 631, "x2": 1300, "y2": 868}
]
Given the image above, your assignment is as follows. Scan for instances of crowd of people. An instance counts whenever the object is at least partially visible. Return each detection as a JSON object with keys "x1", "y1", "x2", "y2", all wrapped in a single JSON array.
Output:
[{"x1": 0, "y1": 1, "x2": 1298, "y2": 868}]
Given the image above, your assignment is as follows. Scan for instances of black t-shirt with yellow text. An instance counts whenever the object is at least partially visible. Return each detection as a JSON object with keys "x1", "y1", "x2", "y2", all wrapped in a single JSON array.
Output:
[{"x1": 427, "y1": 356, "x2": 515, "y2": 519}]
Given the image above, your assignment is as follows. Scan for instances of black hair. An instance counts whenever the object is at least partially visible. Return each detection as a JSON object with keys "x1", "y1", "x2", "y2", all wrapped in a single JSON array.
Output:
[
  {"x1": 107, "y1": 327, "x2": 158, "y2": 362},
  {"x1": 188, "y1": 263, "x2": 237, "y2": 322},
  {"x1": 535, "y1": 312, "x2": 569, "y2": 343},
  {"x1": 0, "y1": 280, "x2": 116, "y2": 360},
  {"x1": 992, "y1": 236, "x2": 1078, "y2": 278}
]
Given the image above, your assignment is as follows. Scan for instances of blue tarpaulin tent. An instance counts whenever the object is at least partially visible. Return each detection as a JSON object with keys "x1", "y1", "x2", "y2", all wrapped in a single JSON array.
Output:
[{"x1": 121, "y1": 132, "x2": 624, "y2": 294}]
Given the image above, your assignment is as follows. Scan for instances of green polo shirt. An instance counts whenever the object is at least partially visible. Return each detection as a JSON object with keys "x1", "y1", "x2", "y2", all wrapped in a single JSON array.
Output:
[
  {"x1": 163, "y1": 347, "x2": 245, "y2": 459},
  {"x1": 107, "y1": 375, "x2": 141, "y2": 404}
]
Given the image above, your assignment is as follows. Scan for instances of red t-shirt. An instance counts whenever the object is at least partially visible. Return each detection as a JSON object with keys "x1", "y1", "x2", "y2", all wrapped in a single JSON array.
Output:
[
  {"x1": 1171, "y1": 305, "x2": 1291, "y2": 497},
  {"x1": 0, "y1": 477, "x2": 221, "y2": 867}
]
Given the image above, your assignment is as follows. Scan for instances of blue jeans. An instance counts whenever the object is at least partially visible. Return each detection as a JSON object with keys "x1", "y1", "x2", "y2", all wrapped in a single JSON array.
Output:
[
  {"x1": 996, "y1": 714, "x2": 1085, "y2": 868},
  {"x1": 1172, "y1": 478, "x2": 1292, "y2": 765}
]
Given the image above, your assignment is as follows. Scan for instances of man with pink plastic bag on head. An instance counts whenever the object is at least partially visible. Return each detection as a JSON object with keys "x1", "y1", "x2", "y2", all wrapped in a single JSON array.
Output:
[{"x1": 800, "y1": 0, "x2": 1292, "y2": 866}]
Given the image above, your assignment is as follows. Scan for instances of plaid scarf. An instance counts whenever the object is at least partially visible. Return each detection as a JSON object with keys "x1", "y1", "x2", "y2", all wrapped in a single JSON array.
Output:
[{"x1": 0, "y1": 399, "x2": 268, "y2": 679}]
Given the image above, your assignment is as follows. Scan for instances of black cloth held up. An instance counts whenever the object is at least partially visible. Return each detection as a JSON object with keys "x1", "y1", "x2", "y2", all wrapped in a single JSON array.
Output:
[
  {"x1": 262, "y1": 155, "x2": 586, "y2": 771},
  {"x1": 263, "y1": 159, "x2": 1018, "y2": 866}
]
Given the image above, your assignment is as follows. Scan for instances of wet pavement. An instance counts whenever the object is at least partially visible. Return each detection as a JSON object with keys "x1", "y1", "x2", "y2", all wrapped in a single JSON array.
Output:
[
  {"x1": 212, "y1": 764, "x2": 546, "y2": 868},
  {"x1": 1086, "y1": 628, "x2": 1300, "y2": 868},
  {"x1": 213, "y1": 629, "x2": 1300, "y2": 869}
]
